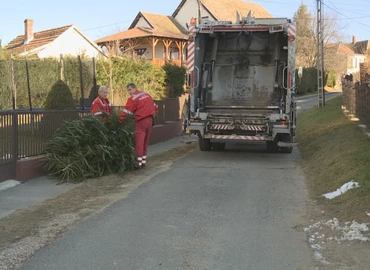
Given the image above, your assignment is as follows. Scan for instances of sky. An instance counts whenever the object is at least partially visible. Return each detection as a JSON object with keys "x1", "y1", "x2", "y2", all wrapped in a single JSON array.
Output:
[{"x1": 0, "y1": 0, "x2": 369, "y2": 46}]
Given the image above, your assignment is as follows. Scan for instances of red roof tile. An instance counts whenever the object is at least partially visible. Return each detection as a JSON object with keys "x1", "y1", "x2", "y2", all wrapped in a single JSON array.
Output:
[
  {"x1": 96, "y1": 25, "x2": 188, "y2": 44},
  {"x1": 4, "y1": 25, "x2": 72, "y2": 55},
  {"x1": 173, "y1": 0, "x2": 272, "y2": 20}
]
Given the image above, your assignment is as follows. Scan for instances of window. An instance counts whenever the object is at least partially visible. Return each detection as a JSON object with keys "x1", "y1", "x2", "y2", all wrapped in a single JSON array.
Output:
[
  {"x1": 134, "y1": 48, "x2": 147, "y2": 57},
  {"x1": 169, "y1": 45, "x2": 179, "y2": 60}
]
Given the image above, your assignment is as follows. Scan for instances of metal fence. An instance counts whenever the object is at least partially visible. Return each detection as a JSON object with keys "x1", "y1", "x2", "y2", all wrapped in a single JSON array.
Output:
[{"x1": 342, "y1": 81, "x2": 370, "y2": 124}]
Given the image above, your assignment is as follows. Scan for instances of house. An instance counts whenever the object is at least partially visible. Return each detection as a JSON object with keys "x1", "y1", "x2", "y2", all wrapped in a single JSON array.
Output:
[
  {"x1": 96, "y1": 12, "x2": 188, "y2": 67},
  {"x1": 172, "y1": 0, "x2": 272, "y2": 30},
  {"x1": 4, "y1": 19, "x2": 105, "y2": 58},
  {"x1": 325, "y1": 42, "x2": 365, "y2": 86},
  {"x1": 95, "y1": 0, "x2": 272, "y2": 67},
  {"x1": 351, "y1": 36, "x2": 370, "y2": 55}
]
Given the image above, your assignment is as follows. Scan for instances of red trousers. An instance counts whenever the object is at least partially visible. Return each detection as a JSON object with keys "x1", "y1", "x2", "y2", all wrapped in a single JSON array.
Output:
[{"x1": 135, "y1": 116, "x2": 153, "y2": 165}]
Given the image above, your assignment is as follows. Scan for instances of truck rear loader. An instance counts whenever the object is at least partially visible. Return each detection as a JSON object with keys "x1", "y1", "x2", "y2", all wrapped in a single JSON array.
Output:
[{"x1": 185, "y1": 13, "x2": 297, "y2": 153}]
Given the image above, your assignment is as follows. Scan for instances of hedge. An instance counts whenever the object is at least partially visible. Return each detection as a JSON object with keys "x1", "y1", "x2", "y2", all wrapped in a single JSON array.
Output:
[{"x1": 0, "y1": 55, "x2": 182, "y2": 109}]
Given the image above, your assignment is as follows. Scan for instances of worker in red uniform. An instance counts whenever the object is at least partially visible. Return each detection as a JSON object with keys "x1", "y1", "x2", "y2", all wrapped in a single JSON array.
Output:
[
  {"x1": 90, "y1": 85, "x2": 111, "y2": 118},
  {"x1": 120, "y1": 83, "x2": 158, "y2": 169}
]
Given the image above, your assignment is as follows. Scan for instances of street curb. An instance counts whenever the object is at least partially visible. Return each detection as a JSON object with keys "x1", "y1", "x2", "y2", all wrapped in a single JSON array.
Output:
[
  {"x1": 0, "y1": 180, "x2": 21, "y2": 192},
  {"x1": 341, "y1": 106, "x2": 370, "y2": 140}
]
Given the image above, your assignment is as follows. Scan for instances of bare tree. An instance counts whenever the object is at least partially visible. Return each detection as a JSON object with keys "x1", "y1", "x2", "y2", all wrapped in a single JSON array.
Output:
[
  {"x1": 294, "y1": 2, "x2": 345, "y2": 68},
  {"x1": 97, "y1": 38, "x2": 139, "y2": 105}
]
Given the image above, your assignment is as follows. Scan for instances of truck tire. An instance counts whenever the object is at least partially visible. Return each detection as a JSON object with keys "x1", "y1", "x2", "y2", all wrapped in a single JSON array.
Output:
[
  {"x1": 212, "y1": 143, "x2": 225, "y2": 151},
  {"x1": 266, "y1": 141, "x2": 279, "y2": 153},
  {"x1": 199, "y1": 137, "x2": 212, "y2": 151}
]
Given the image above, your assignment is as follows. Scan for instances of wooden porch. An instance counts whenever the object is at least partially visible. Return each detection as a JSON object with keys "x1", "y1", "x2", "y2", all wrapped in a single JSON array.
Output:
[
  {"x1": 97, "y1": 33, "x2": 189, "y2": 68},
  {"x1": 152, "y1": 58, "x2": 187, "y2": 67},
  {"x1": 127, "y1": 37, "x2": 188, "y2": 67}
]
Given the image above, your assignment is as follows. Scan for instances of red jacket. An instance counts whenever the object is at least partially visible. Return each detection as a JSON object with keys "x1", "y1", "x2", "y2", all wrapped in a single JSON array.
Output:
[
  {"x1": 90, "y1": 96, "x2": 111, "y2": 116},
  {"x1": 120, "y1": 90, "x2": 158, "y2": 122}
]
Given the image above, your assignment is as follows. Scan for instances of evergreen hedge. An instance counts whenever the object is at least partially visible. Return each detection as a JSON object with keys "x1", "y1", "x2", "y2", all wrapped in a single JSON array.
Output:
[
  {"x1": 162, "y1": 62, "x2": 186, "y2": 97},
  {"x1": 295, "y1": 67, "x2": 318, "y2": 95},
  {"x1": 0, "y1": 55, "x2": 179, "y2": 109},
  {"x1": 45, "y1": 80, "x2": 75, "y2": 110}
]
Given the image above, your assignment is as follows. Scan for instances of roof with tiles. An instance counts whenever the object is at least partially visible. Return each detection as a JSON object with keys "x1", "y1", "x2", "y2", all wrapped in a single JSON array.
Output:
[
  {"x1": 326, "y1": 43, "x2": 354, "y2": 55},
  {"x1": 4, "y1": 25, "x2": 72, "y2": 55},
  {"x1": 351, "y1": 40, "x2": 370, "y2": 54},
  {"x1": 96, "y1": 27, "x2": 187, "y2": 44},
  {"x1": 96, "y1": 12, "x2": 188, "y2": 44},
  {"x1": 173, "y1": 0, "x2": 272, "y2": 20}
]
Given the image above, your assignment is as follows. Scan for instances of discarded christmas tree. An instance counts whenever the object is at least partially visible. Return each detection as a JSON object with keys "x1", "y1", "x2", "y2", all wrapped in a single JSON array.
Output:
[{"x1": 42, "y1": 112, "x2": 137, "y2": 183}]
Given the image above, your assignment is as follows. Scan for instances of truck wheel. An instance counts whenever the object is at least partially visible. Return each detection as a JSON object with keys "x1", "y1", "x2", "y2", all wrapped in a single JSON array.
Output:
[
  {"x1": 199, "y1": 137, "x2": 212, "y2": 151},
  {"x1": 266, "y1": 141, "x2": 279, "y2": 153},
  {"x1": 213, "y1": 143, "x2": 225, "y2": 151}
]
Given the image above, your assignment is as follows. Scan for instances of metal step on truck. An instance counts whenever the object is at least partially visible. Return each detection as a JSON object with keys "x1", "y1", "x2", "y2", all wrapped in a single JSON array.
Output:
[{"x1": 184, "y1": 12, "x2": 297, "y2": 153}]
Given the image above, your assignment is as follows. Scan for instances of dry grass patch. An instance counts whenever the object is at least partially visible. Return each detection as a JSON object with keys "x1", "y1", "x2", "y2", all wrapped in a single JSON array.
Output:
[{"x1": 297, "y1": 96, "x2": 370, "y2": 222}]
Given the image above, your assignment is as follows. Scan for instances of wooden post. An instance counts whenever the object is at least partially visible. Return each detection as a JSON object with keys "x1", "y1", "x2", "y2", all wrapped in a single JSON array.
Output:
[
  {"x1": 181, "y1": 42, "x2": 187, "y2": 66},
  {"x1": 148, "y1": 37, "x2": 159, "y2": 64},
  {"x1": 162, "y1": 40, "x2": 173, "y2": 61},
  {"x1": 176, "y1": 42, "x2": 181, "y2": 58}
]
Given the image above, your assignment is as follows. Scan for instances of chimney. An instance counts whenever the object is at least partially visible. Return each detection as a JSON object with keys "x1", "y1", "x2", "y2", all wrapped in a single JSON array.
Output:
[
  {"x1": 24, "y1": 19, "x2": 34, "y2": 44},
  {"x1": 352, "y1": 35, "x2": 357, "y2": 44}
]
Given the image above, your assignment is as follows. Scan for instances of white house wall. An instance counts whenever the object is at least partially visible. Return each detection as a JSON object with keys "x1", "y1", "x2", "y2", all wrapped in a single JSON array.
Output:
[
  {"x1": 346, "y1": 54, "x2": 365, "y2": 75},
  {"x1": 134, "y1": 17, "x2": 152, "y2": 28},
  {"x1": 37, "y1": 27, "x2": 102, "y2": 58},
  {"x1": 174, "y1": 0, "x2": 215, "y2": 30}
]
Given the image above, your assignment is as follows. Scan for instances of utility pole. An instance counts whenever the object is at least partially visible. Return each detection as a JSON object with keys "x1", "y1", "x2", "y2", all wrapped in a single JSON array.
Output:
[
  {"x1": 316, "y1": 0, "x2": 325, "y2": 108},
  {"x1": 197, "y1": 0, "x2": 202, "y2": 24}
]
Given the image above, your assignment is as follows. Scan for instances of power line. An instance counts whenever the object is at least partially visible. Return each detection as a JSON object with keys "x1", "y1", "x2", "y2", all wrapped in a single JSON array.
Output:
[
  {"x1": 83, "y1": 20, "x2": 133, "y2": 32},
  {"x1": 293, "y1": 15, "x2": 370, "y2": 21},
  {"x1": 324, "y1": 0, "x2": 370, "y2": 29}
]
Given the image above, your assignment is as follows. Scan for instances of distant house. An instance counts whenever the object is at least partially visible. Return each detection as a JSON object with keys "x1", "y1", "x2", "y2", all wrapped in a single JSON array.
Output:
[
  {"x1": 4, "y1": 19, "x2": 105, "y2": 58},
  {"x1": 95, "y1": 0, "x2": 272, "y2": 67},
  {"x1": 351, "y1": 36, "x2": 370, "y2": 55},
  {"x1": 96, "y1": 12, "x2": 188, "y2": 67},
  {"x1": 326, "y1": 42, "x2": 365, "y2": 75}
]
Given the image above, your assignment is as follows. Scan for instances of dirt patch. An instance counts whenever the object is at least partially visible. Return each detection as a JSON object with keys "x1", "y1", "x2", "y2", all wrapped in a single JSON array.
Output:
[{"x1": 0, "y1": 142, "x2": 197, "y2": 270}]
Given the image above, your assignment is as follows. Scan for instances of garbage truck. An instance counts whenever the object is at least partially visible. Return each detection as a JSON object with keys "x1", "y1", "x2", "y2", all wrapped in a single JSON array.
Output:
[{"x1": 184, "y1": 13, "x2": 297, "y2": 153}]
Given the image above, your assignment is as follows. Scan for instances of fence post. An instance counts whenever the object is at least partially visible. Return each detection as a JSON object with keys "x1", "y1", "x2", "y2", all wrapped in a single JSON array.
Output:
[
  {"x1": 12, "y1": 111, "x2": 18, "y2": 162},
  {"x1": 78, "y1": 55, "x2": 84, "y2": 109},
  {"x1": 25, "y1": 56, "x2": 32, "y2": 111},
  {"x1": 60, "y1": 54, "x2": 65, "y2": 81},
  {"x1": 10, "y1": 58, "x2": 17, "y2": 110},
  {"x1": 92, "y1": 57, "x2": 97, "y2": 97},
  {"x1": 366, "y1": 84, "x2": 370, "y2": 124}
]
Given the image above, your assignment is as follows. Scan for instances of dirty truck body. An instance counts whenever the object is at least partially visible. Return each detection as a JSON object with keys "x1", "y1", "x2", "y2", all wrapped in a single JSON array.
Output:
[{"x1": 186, "y1": 16, "x2": 297, "y2": 153}]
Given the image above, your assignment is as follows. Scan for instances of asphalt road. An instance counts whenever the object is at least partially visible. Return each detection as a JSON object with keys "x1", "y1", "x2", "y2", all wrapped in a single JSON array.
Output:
[
  {"x1": 20, "y1": 93, "x2": 342, "y2": 270},
  {"x1": 296, "y1": 91, "x2": 342, "y2": 114}
]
